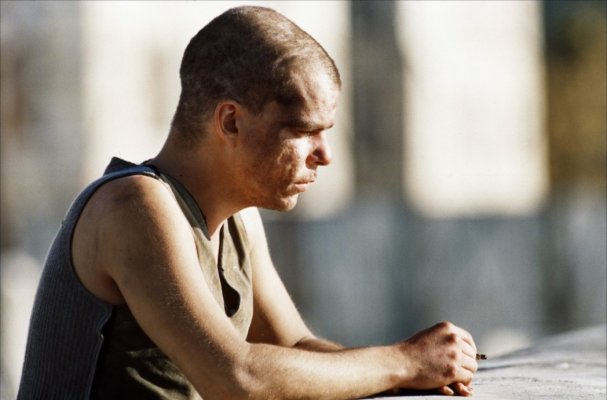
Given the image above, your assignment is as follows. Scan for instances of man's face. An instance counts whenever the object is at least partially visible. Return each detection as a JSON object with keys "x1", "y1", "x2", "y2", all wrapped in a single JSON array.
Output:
[{"x1": 236, "y1": 70, "x2": 339, "y2": 211}]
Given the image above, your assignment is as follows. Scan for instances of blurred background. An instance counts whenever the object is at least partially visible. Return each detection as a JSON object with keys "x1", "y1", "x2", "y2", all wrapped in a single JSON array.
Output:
[{"x1": 1, "y1": 1, "x2": 605, "y2": 398}]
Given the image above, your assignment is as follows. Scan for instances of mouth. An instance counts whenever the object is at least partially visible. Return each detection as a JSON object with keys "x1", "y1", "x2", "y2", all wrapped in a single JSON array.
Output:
[{"x1": 292, "y1": 180, "x2": 315, "y2": 193}]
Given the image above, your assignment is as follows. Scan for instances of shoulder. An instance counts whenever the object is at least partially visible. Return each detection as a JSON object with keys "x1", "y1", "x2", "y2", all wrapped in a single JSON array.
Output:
[
  {"x1": 96, "y1": 173, "x2": 168, "y2": 207},
  {"x1": 86, "y1": 174, "x2": 180, "y2": 223},
  {"x1": 72, "y1": 173, "x2": 192, "y2": 304},
  {"x1": 84, "y1": 173, "x2": 193, "y2": 261},
  {"x1": 237, "y1": 207, "x2": 268, "y2": 251}
]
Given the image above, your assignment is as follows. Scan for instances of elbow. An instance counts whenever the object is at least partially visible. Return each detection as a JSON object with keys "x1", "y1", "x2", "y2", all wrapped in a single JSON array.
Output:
[
  {"x1": 231, "y1": 342, "x2": 273, "y2": 400},
  {"x1": 200, "y1": 342, "x2": 270, "y2": 400}
]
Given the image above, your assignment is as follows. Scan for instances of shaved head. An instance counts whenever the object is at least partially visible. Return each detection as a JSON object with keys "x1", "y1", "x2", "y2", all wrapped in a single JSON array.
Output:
[{"x1": 171, "y1": 6, "x2": 341, "y2": 144}]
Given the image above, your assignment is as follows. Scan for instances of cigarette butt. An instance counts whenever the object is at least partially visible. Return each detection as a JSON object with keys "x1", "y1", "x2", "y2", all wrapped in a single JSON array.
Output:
[{"x1": 476, "y1": 353, "x2": 487, "y2": 360}]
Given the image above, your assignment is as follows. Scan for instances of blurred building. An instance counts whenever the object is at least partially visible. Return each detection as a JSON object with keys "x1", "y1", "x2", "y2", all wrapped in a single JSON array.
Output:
[{"x1": 1, "y1": 1, "x2": 605, "y2": 398}]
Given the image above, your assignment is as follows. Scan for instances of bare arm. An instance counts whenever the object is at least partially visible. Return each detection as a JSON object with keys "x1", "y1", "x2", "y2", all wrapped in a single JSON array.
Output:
[
  {"x1": 239, "y1": 207, "x2": 476, "y2": 396},
  {"x1": 94, "y1": 177, "x2": 477, "y2": 399},
  {"x1": 241, "y1": 207, "x2": 343, "y2": 353}
]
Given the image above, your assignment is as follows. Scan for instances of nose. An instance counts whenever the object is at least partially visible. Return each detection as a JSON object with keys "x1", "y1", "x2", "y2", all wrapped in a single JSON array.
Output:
[{"x1": 307, "y1": 132, "x2": 332, "y2": 167}]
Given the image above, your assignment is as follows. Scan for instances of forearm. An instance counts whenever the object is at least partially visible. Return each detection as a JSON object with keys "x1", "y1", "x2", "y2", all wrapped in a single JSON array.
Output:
[
  {"x1": 234, "y1": 341, "x2": 404, "y2": 400},
  {"x1": 293, "y1": 336, "x2": 345, "y2": 352}
]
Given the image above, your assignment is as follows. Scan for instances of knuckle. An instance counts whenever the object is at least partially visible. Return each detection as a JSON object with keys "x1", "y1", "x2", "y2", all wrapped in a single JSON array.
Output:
[
  {"x1": 438, "y1": 321, "x2": 453, "y2": 329},
  {"x1": 442, "y1": 366, "x2": 457, "y2": 380},
  {"x1": 445, "y1": 332, "x2": 458, "y2": 344},
  {"x1": 437, "y1": 320, "x2": 452, "y2": 330}
]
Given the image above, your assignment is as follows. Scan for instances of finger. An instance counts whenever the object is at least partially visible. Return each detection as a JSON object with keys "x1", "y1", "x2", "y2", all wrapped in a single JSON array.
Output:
[
  {"x1": 451, "y1": 357, "x2": 477, "y2": 386},
  {"x1": 461, "y1": 352, "x2": 479, "y2": 373},
  {"x1": 437, "y1": 386, "x2": 455, "y2": 396},
  {"x1": 450, "y1": 384, "x2": 471, "y2": 397},
  {"x1": 456, "y1": 339, "x2": 478, "y2": 373},
  {"x1": 451, "y1": 382, "x2": 473, "y2": 397},
  {"x1": 460, "y1": 339, "x2": 477, "y2": 359},
  {"x1": 452, "y1": 326, "x2": 477, "y2": 352}
]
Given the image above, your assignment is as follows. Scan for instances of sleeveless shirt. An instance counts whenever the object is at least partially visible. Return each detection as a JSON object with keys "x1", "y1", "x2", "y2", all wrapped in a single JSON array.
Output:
[{"x1": 18, "y1": 158, "x2": 253, "y2": 399}]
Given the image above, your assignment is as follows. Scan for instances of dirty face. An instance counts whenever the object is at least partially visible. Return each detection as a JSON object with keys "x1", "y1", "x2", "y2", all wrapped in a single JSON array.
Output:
[{"x1": 236, "y1": 70, "x2": 339, "y2": 211}]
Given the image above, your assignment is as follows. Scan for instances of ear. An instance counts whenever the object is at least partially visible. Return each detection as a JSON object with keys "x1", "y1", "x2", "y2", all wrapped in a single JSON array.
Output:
[{"x1": 213, "y1": 101, "x2": 240, "y2": 145}]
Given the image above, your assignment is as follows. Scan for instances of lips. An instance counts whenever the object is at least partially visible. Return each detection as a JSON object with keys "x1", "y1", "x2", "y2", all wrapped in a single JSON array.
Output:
[{"x1": 292, "y1": 179, "x2": 315, "y2": 193}]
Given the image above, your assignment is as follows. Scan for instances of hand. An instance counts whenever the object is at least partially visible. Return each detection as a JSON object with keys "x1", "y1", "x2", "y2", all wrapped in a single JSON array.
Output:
[{"x1": 397, "y1": 321, "x2": 478, "y2": 392}]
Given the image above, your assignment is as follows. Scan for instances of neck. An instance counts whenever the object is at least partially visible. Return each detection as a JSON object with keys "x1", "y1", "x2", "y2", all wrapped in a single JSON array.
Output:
[{"x1": 149, "y1": 140, "x2": 243, "y2": 237}]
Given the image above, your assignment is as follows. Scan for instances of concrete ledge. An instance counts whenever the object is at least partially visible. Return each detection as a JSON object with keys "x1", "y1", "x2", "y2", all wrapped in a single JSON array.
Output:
[{"x1": 369, "y1": 325, "x2": 606, "y2": 399}]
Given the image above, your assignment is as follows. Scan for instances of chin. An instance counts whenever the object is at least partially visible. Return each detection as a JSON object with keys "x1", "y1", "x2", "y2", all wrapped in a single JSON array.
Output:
[{"x1": 264, "y1": 195, "x2": 299, "y2": 212}]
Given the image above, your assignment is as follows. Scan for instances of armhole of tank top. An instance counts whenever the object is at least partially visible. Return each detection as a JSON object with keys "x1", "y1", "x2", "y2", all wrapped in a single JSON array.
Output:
[{"x1": 66, "y1": 168, "x2": 160, "y2": 307}]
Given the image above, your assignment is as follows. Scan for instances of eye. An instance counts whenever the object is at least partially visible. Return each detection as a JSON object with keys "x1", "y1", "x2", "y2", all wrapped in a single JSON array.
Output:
[
  {"x1": 301, "y1": 129, "x2": 322, "y2": 137},
  {"x1": 289, "y1": 129, "x2": 314, "y2": 138}
]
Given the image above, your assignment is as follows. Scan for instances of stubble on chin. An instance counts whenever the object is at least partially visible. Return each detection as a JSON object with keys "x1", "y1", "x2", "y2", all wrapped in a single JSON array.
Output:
[
  {"x1": 241, "y1": 183, "x2": 299, "y2": 212},
  {"x1": 255, "y1": 192, "x2": 299, "y2": 213},
  {"x1": 267, "y1": 196, "x2": 299, "y2": 212}
]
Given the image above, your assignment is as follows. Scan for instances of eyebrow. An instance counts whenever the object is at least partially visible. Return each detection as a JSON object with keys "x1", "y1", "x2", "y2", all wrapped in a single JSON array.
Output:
[{"x1": 283, "y1": 117, "x2": 334, "y2": 132}]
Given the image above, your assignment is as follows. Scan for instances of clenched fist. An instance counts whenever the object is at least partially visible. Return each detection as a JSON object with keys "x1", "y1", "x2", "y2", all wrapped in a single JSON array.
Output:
[{"x1": 397, "y1": 321, "x2": 478, "y2": 396}]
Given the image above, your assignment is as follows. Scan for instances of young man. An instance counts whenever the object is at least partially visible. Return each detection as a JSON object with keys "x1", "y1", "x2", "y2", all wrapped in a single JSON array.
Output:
[{"x1": 19, "y1": 6, "x2": 477, "y2": 399}]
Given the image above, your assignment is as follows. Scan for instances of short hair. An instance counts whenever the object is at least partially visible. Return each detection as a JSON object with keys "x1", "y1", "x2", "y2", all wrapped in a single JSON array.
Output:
[{"x1": 171, "y1": 6, "x2": 341, "y2": 142}]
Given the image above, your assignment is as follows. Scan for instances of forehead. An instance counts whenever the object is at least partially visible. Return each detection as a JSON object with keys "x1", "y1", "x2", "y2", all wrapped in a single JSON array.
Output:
[{"x1": 267, "y1": 70, "x2": 340, "y2": 131}]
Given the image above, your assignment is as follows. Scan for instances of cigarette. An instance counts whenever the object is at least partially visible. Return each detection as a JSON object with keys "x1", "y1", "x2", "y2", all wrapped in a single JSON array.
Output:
[{"x1": 476, "y1": 353, "x2": 487, "y2": 360}]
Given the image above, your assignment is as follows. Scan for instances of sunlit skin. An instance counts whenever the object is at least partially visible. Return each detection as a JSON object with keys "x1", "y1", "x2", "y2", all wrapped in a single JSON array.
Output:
[
  {"x1": 234, "y1": 75, "x2": 337, "y2": 212},
  {"x1": 148, "y1": 67, "x2": 338, "y2": 237},
  {"x1": 70, "y1": 65, "x2": 478, "y2": 399}
]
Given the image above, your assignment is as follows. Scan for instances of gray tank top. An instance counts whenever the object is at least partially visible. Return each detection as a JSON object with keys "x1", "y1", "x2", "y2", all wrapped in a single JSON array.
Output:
[{"x1": 18, "y1": 157, "x2": 253, "y2": 399}]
